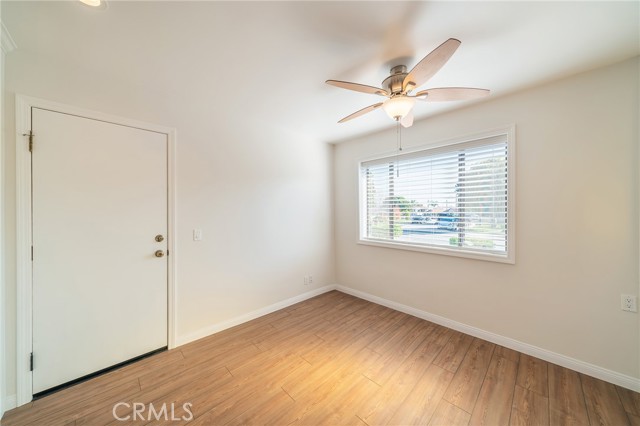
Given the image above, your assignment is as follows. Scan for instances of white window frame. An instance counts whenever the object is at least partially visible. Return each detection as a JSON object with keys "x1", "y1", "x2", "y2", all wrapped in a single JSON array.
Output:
[{"x1": 358, "y1": 125, "x2": 516, "y2": 264}]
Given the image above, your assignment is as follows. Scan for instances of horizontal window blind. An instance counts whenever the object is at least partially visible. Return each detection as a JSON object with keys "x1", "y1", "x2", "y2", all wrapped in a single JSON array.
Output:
[{"x1": 360, "y1": 135, "x2": 509, "y2": 256}]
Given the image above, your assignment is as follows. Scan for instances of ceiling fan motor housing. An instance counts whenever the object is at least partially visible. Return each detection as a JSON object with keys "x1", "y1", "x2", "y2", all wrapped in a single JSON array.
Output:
[{"x1": 383, "y1": 65, "x2": 412, "y2": 95}]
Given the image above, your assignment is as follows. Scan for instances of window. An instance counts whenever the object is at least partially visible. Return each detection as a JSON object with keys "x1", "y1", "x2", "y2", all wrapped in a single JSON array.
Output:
[{"x1": 359, "y1": 127, "x2": 515, "y2": 263}]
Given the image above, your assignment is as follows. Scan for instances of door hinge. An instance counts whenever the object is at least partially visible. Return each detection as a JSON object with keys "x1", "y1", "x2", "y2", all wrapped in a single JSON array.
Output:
[
  {"x1": 23, "y1": 130, "x2": 34, "y2": 152},
  {"x1": 30, "y1": 352, "x2": 34, "y2": 371}
]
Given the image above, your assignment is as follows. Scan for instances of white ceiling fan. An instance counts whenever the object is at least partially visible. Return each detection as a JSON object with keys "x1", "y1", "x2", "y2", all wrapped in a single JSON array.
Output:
[{"x1": 326, "y1": 38, "x2": 490, "y2": 128}]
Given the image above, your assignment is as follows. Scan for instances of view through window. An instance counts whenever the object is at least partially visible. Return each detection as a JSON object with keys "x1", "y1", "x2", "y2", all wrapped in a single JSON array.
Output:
[{"x1": 360, "y1": 133, "x2": 512, "y2": 260}]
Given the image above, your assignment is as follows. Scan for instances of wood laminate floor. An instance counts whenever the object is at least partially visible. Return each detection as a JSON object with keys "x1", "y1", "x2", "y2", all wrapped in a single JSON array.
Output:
[{"x1": 2, "y1": 291, "x2": 638, "y2": 425}]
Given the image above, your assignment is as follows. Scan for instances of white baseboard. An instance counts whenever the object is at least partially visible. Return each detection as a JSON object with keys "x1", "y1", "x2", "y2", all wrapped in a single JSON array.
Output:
[
  {"x1": 3, "y1": 394, "x2": 17, "y2": 413},
  {"x1": 175, "y1": 285, "x2": 337, "y2": 347},
  {"x1": 335, "y1": 285, "x2": 640, "y2": 392},
  {"x1": 171, "y1": 282, "x2": 638, "y2": 392}
]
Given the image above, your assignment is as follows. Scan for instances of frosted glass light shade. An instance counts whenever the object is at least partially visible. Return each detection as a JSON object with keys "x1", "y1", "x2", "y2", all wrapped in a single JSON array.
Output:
[
  {"x1": 382, "y1": 96, "x2": 416, "y2": 120},
  {"x1": 79, "y1": 0, "x2": 102, "y2": 6}
]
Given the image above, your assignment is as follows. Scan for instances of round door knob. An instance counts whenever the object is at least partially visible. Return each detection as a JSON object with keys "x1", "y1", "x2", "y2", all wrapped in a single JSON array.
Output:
[
  {"x1": 155, "y1": 235, "x2": 164, "y2": 242},
  {"x1": 154, "y1": 250, "x2": 165, "y2": 258}
]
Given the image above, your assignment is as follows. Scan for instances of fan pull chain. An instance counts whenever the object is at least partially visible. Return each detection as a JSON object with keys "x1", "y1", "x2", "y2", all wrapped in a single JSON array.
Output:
[{"x1": 396, "y1": 120, "x2": 402, "y2": 177}]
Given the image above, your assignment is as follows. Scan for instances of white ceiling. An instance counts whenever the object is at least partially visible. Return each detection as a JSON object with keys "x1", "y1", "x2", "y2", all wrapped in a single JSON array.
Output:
[{"x1": 3, "y1": 1, "x2": 639, "y2": 143}]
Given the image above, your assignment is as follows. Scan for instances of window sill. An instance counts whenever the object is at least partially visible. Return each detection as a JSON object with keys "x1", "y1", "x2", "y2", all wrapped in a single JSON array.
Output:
[{"x1": 358, "y1": 238, "x2": 515, "y2": 264}]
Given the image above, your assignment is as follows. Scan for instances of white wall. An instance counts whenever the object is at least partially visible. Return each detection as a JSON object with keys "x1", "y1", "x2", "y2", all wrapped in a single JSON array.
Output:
[
  {"x1": 0, "y1": 15, "x2": 18, "y2": 416},
  {"x1": 334, "y1": 57, "x2": 639, "y2": 379},
  {"x1": 2, "y1": 50, "x2": 335, "y2": 399},
  {"x1": 1, "y1": 15, "x2": 637, "y2": 405}
]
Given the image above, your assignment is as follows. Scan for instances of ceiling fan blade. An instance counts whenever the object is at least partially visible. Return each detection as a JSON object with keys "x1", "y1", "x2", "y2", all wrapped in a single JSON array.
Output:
[
  {"x1": 400, "y1": 111, "x2": 414, "y2": 128},
  {"x1": 326, "y1": 80, "x2": 389, "y2": 96},
  {"x1": 338, "y1": 102, "x2": 384, "y2": 123},
  {"x1": 403, "y1": 38, "x2": 461, "y2": 91},
  {"x1": 414, "y1": 87, "x2": 490, "y2": 102}
]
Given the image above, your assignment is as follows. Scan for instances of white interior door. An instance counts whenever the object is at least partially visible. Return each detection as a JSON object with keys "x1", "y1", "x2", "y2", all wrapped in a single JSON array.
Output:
[{"x1": 31, "y1": 108, "x2": 168, "y2": 394}]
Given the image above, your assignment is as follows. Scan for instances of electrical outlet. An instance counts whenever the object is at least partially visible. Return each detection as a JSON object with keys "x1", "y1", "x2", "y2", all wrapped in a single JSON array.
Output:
[
  {"x1": 303, "y1": 275, "x2": 313, "y2": 286},
  {"x1": 303, "y1": 276, "x2": 309, "y2": 286},
  {"x1": 308, "y1": 275, "x2": 313, "y2": 285},
  {"x1": 621, "y1": 294, "x2": 637, "y2": 312}
]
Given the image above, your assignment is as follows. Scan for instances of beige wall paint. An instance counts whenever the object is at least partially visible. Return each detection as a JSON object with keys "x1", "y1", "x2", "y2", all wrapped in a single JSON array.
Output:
[
  {"x1": 1, "y1": 36, "x2": 637, "y2": 402},
  {"x1": 2, "y1": 50, "x2": 335, "y2": 397},
  {"x1": 334, "y1": 57, "x2": 639, "y2": 378},
  {"x1": 1, "y1": 7, "x2": 5, "y2": 416}
]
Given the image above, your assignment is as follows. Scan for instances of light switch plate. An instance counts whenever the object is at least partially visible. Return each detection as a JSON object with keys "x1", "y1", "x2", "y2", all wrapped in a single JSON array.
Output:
[{"x1": 193, "y1": 229, "x2": 203, "y2": 241}]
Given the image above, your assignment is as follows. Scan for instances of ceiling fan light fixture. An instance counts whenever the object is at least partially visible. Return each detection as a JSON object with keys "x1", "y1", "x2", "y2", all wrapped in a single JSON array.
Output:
[
  {"x1": 79, "y1": 0, "x2": 104, "y2": 7},
  {"x1": 328, "y1": 38, "x2": 488, "y2": 127},
  {"x1": 382, "y1": 96, "x2": 416, "y2": 120}
]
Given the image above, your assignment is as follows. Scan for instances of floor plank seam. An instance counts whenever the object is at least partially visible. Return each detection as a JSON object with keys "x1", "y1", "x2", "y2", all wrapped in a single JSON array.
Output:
[
  {"x1": 505, "y1": 363, "x2": 517, "y2": 426},
  {"x1": 578, "y1": 374, "x2": 594, "y2": 426},
  {"x1": 613, "y1": 385, "x2": 635, "y2": 426},
  {"x1": 3, "y1": 291, "x2": 638, "y2": 426},
  {"x1": 281, "y1": 387, "x2": 295, "y2": 402},
  {"x1": 355, "y1": 414, "x2": 369, "y2": 426},
  {"x1": 469, "y1": 343, "x2": 496, "y2": 419},
  {"x1": 225, "y1": 366, "x2": 234, "y2": 378}
]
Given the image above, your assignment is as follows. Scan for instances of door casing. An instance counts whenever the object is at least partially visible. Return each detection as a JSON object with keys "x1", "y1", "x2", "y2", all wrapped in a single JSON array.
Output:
[{"x1": 15, "y1": 95, "x2": 177, "y2": 406}]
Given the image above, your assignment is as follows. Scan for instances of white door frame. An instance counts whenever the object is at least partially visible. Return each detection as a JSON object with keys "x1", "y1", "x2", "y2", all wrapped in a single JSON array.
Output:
[{"x1": 15, "y1": 95, "x2": 177, "y2": 406}]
